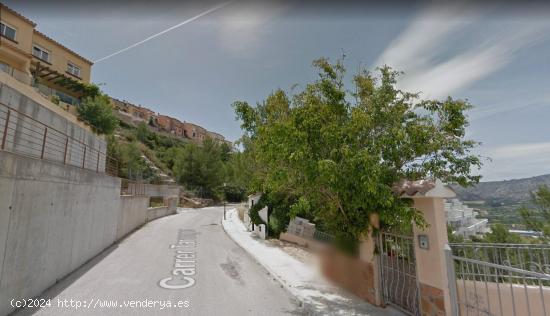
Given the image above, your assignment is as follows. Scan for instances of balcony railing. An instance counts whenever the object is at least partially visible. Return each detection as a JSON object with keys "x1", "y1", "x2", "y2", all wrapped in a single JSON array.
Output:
[
  {"x1": 0, "y1": 63, "x2": 32, "y2": 85},
  {"x1": 0, "y1": 101, "x2": 117, "y2": 176},
  {"x1": 35, "y1": 82, "x2": 80, "y2": 106}
]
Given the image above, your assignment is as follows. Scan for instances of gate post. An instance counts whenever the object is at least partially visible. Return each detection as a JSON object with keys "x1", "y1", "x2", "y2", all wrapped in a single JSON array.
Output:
[
  {"x1": 395, "y1": 179, "x2": 456, "y2": 316},
  {"x1": 358, "y1": 214, "x2": 383, "y2": 306}
]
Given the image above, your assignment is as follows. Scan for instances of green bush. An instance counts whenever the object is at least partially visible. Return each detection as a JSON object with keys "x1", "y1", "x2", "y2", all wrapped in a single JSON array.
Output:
[
  {"x1": 77, "y1": 95, "x2": 118, "y2": 134},
  {"x1": 221, "y1": 184, "x2": 246, "y2": 202}
]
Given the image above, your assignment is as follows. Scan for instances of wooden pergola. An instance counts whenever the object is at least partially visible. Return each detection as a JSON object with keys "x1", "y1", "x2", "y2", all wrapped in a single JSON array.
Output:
[{"x1": 30, "y1": 61, "x2": 86, "y2": 97}]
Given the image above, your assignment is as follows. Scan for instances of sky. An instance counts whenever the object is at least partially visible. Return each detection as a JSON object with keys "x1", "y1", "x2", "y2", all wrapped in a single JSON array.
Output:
[{"x1": 5, "y1": 0, "x2": 550, "y2": 181}]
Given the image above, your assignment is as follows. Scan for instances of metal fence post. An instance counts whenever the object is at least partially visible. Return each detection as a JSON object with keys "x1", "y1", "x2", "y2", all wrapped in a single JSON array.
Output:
[
  {"x1": 63, "y1": 138, "x2": 68, "y2": 164},
  {"x1": 82, "y1": 146, "x2": 86, "y2": 168},
  {"x1": 1, "y1": 109, "x2": 10, "y2": 150},
  {"x1": 445, "y1": 244, "x2": 459, "y2": 316},
  {"x1": 96, "y1": 151, "x2": 100, "y2": 172},
  {"x1": 40, "y1": 127, "x2": 47, "y2": 159}
]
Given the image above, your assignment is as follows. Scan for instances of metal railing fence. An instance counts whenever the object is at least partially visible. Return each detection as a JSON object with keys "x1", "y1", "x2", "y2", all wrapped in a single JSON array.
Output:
[
  {"x1": 450, "y1": 243, "x2": 550, "y2": 275},
  {"x1": 313, "y1": 229, "x2": 335, "y2": 243},
  {"x1": 451, "y1": 254, "x2": 550, "y2": 316},
  {"x1": 0, "y1": 102, "x2": 117, "y2": 176}
]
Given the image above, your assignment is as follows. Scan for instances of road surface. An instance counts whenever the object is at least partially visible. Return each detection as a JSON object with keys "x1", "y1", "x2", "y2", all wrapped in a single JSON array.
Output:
[{"x1": 15, "y1": 207, "x2": 301, "y2": 315}]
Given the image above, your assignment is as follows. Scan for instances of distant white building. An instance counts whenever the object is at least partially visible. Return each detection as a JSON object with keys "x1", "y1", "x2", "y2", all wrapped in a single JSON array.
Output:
[{"x1": 445, "y1": 199, "x2": 489, "y2": 238}]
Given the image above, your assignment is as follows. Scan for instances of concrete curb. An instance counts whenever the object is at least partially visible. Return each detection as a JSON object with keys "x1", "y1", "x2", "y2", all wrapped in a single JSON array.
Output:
[{"x1": 220, "y1": 209, "x2": 317, "y2": 315}]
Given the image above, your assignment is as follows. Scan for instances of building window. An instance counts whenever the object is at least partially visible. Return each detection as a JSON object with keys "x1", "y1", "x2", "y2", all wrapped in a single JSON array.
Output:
[
  {"x1": 0, "y1": 22, "x2": 16, "y2": 41},
  {"x1": 33, "y1": 45, "x2": 50, "y2": 63},
  {"x1": 67, "y1": 63, "x2": 81, "y2": 77}
]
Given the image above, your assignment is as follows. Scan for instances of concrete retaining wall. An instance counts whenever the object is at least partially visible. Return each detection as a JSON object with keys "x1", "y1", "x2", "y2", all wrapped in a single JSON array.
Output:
[
  {"x1": 0, "y1": 151, "x2": 179, "y2": 315},
  {"x1": 116, "y1": 196, "x2": 149, "y2": 240},
  {"x1": 0, "y1": 151, "x2": 119, "y2": 315},
  {"x1": 146, "y1": 206, "x2": 173, "y2": 222}
]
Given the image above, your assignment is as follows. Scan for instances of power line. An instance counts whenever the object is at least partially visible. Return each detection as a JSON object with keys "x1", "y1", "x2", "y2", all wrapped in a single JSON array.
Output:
[{"x1": 94, "y1": 2, "x2": 231, "y2": 63}]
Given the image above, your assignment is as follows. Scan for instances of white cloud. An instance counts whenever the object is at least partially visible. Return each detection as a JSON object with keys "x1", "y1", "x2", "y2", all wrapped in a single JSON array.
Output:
[
  {"x1": 469, "y1": 96, "x2": 549, "y2": 121},
  {"x1": 374, "y1": 3, "x2": 478, "y2": 72},
  {"x1": 480, "y1": 142, "x2": 550, "y2": 180},
  {"x1": 217, "y1": 1, "x2": 288, "y2": 56},
  {"x1": 375, "y1": 4, "x2": 550, "y2": 99}
]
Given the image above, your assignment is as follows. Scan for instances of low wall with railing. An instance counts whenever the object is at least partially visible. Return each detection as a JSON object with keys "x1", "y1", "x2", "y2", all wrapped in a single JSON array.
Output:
[
  {"x1": 450, "y1": 242, "x2": 550, "y2": 316},
  {"x1": 456, "y1": 275, "x2": 550, "y2": 316},
  {"x1": 0, "y1": 79, "x2": 115, "y2": 175}
]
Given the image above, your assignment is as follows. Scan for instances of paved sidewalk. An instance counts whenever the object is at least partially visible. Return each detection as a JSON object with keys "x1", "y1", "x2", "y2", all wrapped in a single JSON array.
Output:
[{"x1": 222, "y1": 208, "x2": 403, "y2": 316}]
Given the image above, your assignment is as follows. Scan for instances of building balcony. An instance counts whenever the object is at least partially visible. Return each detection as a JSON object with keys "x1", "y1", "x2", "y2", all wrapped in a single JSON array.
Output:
[
  {"x1": 0, "y1": 62, "x2": 32, "y2": 85},
  {"x1": 34, "y1": 82, "x2": 80, "y2": 106},
  {"x1": 30, "y1": 61, "x2": 87, "y2": 104},
  {"x1": 1, "y1": 61, "x2": 83, "y2": 107}
]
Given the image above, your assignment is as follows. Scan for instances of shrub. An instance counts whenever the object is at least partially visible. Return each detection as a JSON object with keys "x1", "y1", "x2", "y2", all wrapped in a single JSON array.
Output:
[
  {"x1": 221, "y1": 184, "x2": 246, "y2": 202},
  {"x1": 77, "y1": 95, "x2": 118, "y2": 134}
]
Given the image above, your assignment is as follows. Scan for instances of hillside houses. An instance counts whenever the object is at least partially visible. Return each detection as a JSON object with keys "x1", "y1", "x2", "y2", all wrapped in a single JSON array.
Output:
[{"x1": 110, "y1": 97, "x2": 231, "y2": 146}]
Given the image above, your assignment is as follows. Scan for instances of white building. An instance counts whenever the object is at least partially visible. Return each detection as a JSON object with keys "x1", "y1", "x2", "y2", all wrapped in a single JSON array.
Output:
[{"x1": 445, "y1": 199, "x2": 489, "y2": 238}]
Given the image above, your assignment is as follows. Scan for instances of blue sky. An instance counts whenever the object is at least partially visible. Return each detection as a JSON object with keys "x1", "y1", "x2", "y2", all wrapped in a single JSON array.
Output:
[{"x1": 6, "y1": 1, "x2": 550, "y2": 181}]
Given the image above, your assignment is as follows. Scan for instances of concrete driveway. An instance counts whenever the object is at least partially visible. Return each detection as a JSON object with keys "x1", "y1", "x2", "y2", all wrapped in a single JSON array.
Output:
[{"x1": 14, "y1": 207, "x2": 301, "y2": 316}]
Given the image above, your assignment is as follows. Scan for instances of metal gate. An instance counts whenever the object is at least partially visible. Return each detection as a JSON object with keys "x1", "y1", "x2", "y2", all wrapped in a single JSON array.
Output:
[{"x1": 379, "y1": 231, "x2": 420, "y2": 315}]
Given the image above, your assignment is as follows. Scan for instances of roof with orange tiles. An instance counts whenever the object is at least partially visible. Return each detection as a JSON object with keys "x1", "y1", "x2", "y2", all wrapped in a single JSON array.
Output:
[{"x1": 0, "y1": 3, "x2": 37, "y2": 27}]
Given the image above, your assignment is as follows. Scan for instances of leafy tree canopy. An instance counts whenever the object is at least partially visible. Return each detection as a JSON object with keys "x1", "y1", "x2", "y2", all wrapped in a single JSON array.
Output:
[
  {"x1": 233, "y1": 58, "x2": 481, "y2": 253},
  {"x1": 77, "y1": 94, "x2": 118, "y2": 135},
  {"x1": 172, "y1": 139, "x2": 225, "y2": 198}
]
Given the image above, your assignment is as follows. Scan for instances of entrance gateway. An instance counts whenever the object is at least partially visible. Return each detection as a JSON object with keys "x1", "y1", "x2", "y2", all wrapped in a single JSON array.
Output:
[{"x1": 379, "y1": 230, "x2": 420, "y2": 316}]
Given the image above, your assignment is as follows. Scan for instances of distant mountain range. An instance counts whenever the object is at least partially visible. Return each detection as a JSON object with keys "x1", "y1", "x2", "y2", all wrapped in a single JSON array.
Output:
[{"x1": 451, "y1": 174, "x2": 550, "y2": 204}]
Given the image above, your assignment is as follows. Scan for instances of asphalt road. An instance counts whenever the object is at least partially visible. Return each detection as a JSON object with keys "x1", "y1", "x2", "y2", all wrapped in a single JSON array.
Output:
[{"x1": 14, "y1": 207, "x2": 302, "y2": 316}]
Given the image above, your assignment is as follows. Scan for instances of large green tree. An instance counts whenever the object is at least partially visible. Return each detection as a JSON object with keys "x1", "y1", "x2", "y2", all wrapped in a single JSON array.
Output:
[
  {"x1": 172, "y1": 139, "x2": 225, "y2": 198},
  {"x1": 233, "y1": 58, "x2": 481, "y2": 253}
]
